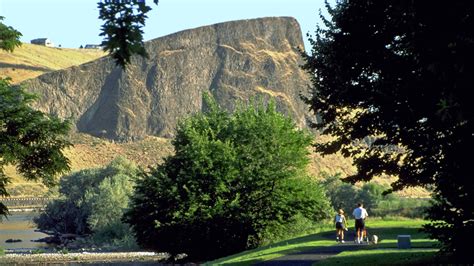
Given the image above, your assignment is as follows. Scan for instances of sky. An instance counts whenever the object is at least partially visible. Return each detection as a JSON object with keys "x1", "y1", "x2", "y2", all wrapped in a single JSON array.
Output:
[{"x1": 0, "y1": 0, "x2": 328, "y2": 51}]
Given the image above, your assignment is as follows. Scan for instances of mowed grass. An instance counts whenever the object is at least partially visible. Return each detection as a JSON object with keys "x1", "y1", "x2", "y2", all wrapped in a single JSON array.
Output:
[
  {"x1": 205, "y1": 223, "x2": 335, "y2": 265},
  {"x1": 317, "y1": 249, "x2": 437, "y2": 265},
  {"x1": 318, "y1": 219, "x2": 439, "y2": 265},
  {"x1": 206, "y1": 218, "x2": 439, "y2": 265}
]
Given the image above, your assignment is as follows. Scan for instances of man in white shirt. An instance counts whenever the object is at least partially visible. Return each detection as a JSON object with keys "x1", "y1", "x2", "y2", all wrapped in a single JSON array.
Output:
[{"x1": 352, "y1": 203, "x2": 369, "y2": 244}]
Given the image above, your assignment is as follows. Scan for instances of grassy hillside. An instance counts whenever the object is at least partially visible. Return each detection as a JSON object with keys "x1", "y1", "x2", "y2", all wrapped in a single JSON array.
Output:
[
  {"x1": 0, "y1": 43, "x2": 105, "y2": 83},
  {"x1": 5, "y1": 133, "x2": 174, "y2": 197},
  {"x1": 5, "y1": 132, "x2": 430, "y2": 198}
]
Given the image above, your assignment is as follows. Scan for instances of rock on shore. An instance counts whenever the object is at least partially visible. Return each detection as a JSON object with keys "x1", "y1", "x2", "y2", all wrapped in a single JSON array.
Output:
[{"x1": 0, "y1": 251, "x2": 168, "y2": 264}]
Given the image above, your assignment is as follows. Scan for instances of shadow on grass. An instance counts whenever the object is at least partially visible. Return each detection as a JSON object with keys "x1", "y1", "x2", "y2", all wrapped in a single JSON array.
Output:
[
  {"x1": 0, "y1": 63, "x2": 53, "y2": 72},
  {"x1": 205, "y1": 230, "x2": 334, "y2": 265},
  {"x1": 317, "y1": 249, "x2": 439, "y2": 265},
  {"x1": 207, "y1": 223, "x2": 438, "y2": 265}
]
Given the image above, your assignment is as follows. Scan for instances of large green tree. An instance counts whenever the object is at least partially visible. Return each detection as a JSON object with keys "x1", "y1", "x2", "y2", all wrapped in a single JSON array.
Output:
[
  {"x1": 303, "y1": 0, "x2": 473, "y2": 261},
  {"x1": 125, "y1": 97, "x2": 330, "y2": 261},
  {"x1": 0, "y1": 19, "x2": 71, "y2": 218}
]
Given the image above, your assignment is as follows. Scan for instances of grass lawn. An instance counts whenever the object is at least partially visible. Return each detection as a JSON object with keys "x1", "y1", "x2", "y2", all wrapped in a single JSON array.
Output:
[
  {"x1": 205, "y1": 223, "x2": 335, "y2": 265},
  {"x1": 317, "y1": 249, "x2": 438, "y2": 265},
  {"x1": 206, "y1": 218, "x2": 440, "y2": 265}
]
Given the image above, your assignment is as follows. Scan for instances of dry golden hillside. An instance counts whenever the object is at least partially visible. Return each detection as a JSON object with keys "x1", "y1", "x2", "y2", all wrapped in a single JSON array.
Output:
[
  {"x1": 6, "y1": 133, "x2": 429, "y2": 198},
  {"x1": 0, "y1": 43, "x2": 106, "y2": 83},
  {"x1": 5, "y1": 133, "x2": 174, "y2": 197}
]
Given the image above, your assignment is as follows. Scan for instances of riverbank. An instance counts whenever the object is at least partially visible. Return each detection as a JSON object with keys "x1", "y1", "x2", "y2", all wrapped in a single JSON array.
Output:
[{"x1": 0, "y1": 251, "x2": 169, "y2": 265}]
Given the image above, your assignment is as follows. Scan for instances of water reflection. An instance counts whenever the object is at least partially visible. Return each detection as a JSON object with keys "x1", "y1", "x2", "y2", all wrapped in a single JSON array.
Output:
[{"x1": 0, "y1": 212, "x2": 53, "y2": 250}]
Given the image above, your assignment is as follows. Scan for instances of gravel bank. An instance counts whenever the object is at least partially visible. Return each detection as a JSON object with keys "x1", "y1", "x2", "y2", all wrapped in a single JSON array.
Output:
[{"x1": 0, "y1": 251, "x2": 169, "y2": 265}]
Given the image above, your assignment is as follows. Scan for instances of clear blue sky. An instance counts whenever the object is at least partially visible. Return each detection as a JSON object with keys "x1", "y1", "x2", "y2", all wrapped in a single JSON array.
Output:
[{"x1": 0, "y1": 0, "x2": 329, "y2": 50}]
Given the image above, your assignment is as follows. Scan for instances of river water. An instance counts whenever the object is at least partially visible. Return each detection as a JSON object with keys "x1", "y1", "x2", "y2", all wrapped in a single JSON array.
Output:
[{"x1": 0, "y1": 212, "x2": 53, "y2": 251}]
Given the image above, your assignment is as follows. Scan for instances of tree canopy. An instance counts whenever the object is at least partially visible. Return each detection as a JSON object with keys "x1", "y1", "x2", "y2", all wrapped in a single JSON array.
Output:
[
  {"x1": 0, "y1": 16, "x2": 22, "y2": 52},
  {"x1": 125, "y1": 97, "x2": 330, "y2": 261},
  {"x1": 302, "y1": 0, "x2": 473, "y2": 261},
  {"x1": 0, "y1": 78, "x2": 71, "y2": 217},
  {"x1": 98, "y1": 0, "x2": 158, "y2": 68},
  {"x1": 0, "y1": 19, "x2": 71, "y2": 218}
]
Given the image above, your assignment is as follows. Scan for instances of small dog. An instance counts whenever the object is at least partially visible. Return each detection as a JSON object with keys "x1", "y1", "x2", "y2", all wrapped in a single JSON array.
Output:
[
  {"x1": 363, "y1": 229, "x2": 379, "y2": 244},
  {"x1": 370, "y1": 234, "x2": 379, "y2": 244}
]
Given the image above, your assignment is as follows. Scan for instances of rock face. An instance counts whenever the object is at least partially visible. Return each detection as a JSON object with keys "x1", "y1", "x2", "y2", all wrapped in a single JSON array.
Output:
[{"x1": 24, "y1": 17, "x2": 311, "y2": 141}]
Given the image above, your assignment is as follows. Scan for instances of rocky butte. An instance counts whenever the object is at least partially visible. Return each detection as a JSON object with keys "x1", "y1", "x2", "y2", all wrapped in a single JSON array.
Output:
[{"x1": 24, "y1": 17, "x2": 311, "y2": 141}]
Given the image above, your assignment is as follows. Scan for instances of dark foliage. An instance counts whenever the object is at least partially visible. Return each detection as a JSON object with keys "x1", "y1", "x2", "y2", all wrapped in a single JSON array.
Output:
[
  {"x1": 0, "y1": 78, "x2": 71, "y2": 217},
  {"x1": 98, "y1": 0, "x2": 158, "y2": 68},
  {"x1": 302, "y1": 0, "x2": 473, "y2": 261},
  {"x1": 125, "y1": 97, "x2": 330, "y2": 261}
]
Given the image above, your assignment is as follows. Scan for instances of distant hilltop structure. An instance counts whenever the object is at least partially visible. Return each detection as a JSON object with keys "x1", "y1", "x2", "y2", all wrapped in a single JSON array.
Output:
[
  {"x1": 84, "y1": 44, "x2": 102, "y2": 49},
  {"x1": 31, "y1": 38, "x2": 54, "y2": 47}
]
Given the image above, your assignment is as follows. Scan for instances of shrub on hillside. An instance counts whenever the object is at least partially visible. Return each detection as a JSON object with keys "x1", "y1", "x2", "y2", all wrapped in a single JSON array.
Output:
[
  {"x1": 34, "y1": 157, "x2": 138, "y2": 248},
  {"x1": 125, "y1": 97, "x2": 331, "y2": 261}
]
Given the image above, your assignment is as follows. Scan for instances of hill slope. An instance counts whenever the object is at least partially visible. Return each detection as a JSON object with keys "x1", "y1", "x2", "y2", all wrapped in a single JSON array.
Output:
[
  {"x1": 6, "y1": 134, "x2": 429, "y2": 198},
  {"x1": 24, "y1": 17, "x2": 311, "y2": 141},
  {"x1": 0, "y1": 43, "x2": 105, "y2": 83}
]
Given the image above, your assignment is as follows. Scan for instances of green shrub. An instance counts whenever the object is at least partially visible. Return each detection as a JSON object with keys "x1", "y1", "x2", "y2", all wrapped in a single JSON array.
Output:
[
  {"x1": 31, "y1": 249, "x2": 45, "y2": 255},
  {"x1": 125, "y1": 97, "x2": 331, "y2": 261},
  {"x1": 321, "y1": 173, "x2": 430, "y2": 218},
  {"x1": 373, "y1": 198, "x2": 430, "y2": 218},
  {"x1": 34, "y1": 157, "x2": 139, "y2": 247}
]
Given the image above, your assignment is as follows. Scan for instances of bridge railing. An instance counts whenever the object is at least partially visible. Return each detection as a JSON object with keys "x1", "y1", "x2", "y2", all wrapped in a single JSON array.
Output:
[{"x1": 1, "y1": 197, "x2": 54, "y2": 208}]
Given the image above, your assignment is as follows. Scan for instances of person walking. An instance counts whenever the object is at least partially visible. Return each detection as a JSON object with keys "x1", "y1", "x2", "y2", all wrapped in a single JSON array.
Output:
[
  {"x1": 334, "y1": 209, "x2": 348, "y2": 243},
  {"x1": 352, "y1": 203, "x2": 369, "y2": 244}
]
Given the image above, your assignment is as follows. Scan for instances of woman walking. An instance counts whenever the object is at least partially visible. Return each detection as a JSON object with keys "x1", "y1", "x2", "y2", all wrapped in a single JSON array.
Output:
[{"x1": 335, "y1": 209, "x2": 348, "y2": 243}]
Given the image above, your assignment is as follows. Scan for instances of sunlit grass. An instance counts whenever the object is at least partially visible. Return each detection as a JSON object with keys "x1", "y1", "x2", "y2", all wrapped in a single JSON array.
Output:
[
  {"x1": 0, "y1": 43, "x2": 105, "y2": 83},
  {"x1": 206, "y1": 218, "x2": 439, "y2": 265}
]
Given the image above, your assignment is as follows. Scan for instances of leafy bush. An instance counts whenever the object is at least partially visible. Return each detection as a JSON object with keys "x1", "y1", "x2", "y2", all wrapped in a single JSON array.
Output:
[
  {"x1": 34, "y1": 157, "x2": 138, "y2": 247},
  {"x1": 321, "y1": 173, "x2": 429, "y2": 218},
  {"x1": 373, "y1": 198, "x2": 431, "y2": 218},
  {"x1": 125, "y1": 97, "x2": 331, "y2": 261}
]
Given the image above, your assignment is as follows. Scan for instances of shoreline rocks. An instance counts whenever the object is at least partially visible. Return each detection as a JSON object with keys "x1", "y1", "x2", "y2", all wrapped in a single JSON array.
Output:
[
  {"x1": 0, "y1": 251, "x2": 169, "y2": 264},
  {"x1": 5, "y1": 239, "x2": 22, "y2": 243}
]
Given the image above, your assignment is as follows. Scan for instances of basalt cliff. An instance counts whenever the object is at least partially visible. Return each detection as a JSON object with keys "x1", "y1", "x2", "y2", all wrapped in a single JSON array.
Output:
[{"x1": 24, "y1": 17, "x2": 311, "y2": 141}]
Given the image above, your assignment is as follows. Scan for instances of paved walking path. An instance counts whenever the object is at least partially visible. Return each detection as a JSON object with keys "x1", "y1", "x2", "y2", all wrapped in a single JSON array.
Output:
[{"x1": 255, "y1": 231, "x2": 369, "y2": 265}]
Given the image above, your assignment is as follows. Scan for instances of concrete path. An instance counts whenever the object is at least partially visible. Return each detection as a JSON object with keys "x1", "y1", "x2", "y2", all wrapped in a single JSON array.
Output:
[{"x1": 255, "y1": 231, "x2": 369, "y2": 265}]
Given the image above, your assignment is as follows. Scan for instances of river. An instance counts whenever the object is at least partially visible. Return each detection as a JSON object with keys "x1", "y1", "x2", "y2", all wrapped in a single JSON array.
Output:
[{"x1": 0, "y1": 212, "x2": 54, "y2": 251}]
